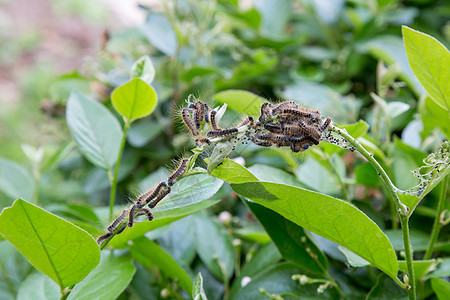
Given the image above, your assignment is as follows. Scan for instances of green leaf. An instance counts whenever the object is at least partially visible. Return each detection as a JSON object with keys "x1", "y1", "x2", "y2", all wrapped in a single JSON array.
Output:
[
  {"x1": 0, "y1": 199, "x2": 100, "y2": 289},
  {"x1": 130, "y1": 55, "x2": 155, "y2": 84},
  {"x1": 355, "y1": 163, "x2": 380, "y2": 188},
  {"x1": 254, "y1": 0, "x2": 291, "y2": 40},
  {"x1": 67, "y1": 251, "x2": 135, "y2": 300},
  {"x1": 193, "y1": 212, "x2": 235, "y2": 281},
  {"x1": 129, "y1": 237, "x2": 193, "y2": 295},
  {"x1": 210, "y1": 159, "x2": 258, "y2": 184},
  {"x1": 193, "y1": 273, "x2": 208, "y2": 300},
  {"x1": 110, "y1": 174, "x2": 223, "y2": 247},
  {"x1": 17, "y1": 272, "x2": 59, "y2": 300},
  {"x1": 398, "y1": 260, "x2": 436, "y2": 282},
  {"x1": 428, "y1": 258, "x2": 450, "y2": 278},
  {"x1": 310, "y1": 0, "x2": 344, "y2": 25},
  {"x1": 213, "y1": 159, "x2": 398, "y2": 279},
  {"x1": 295, "y1": 157, "x2": 340, "y2": 195},
  {"x1": 341, "y1": 120, "x2": 369, "y2": 138},
  {"x1": 158, "y1": 215, "x2": 197, "y2": 266},
  {"x1": 229, "y1": 242, "x2": 282, "y2": 300},
  {"x1": 366, "y1": 274, "x2": 408, "y2": 300},
  {"x1": 140, "y1": 13, "x2": 178, "y2": 57},
  {"x1": 213, "y1": 90, "x2": 267, "y2": 117},
  {"x1": 403, "y1": 26, "x2": 450, "y2": 112},
  {"x1": 235, "y1": 263, "x2": 334, "y2": 300},
  {"x1": 127, "y1": 119, "x2": 168, "y2": 147},
  {"x1": 431, "y1": 278, "x2": 450, "y2": 300},
  {"x1": 386, "y1": 101, "x2": 410, "y2": 120},
  {"x1": 233, "y1": 226, "x2": 271, "y2": 244},
  {"x1": 111, "y1": 78, "x2": 158, "y2": 122},
  {"x1": 66, "y1": 91, "x2": 123, "y2": 170},
  {"x1": 129, "y1": 264, "x2": 160, "y2": 299},
  {"x1": 420, "y1": 96, "x2": 450, "y2": 138},
  {"x1": 248, "y1": 164, "x2": 306, "y2": 188},
  {"x1": 246, "y1": 200, "x2": 328, "y2": 275},
  {"x1": 0, "y1": 241, "x2": 33, "y2": 300},
  {"x1": 385, "y1": 230, "x2": 430, "y2": 252},
  {"x1": 338, "y1": 246, "x2": 370, "y2": 267},
  {"x1": 364, "y1": 35, "x2": 424, "y2": 96},
  {"x1": 0, "y1": 159, "x2": 34, "y2": 203},
  {"x1": 241, "y1": 243, "x2": 282, "y2": 279},
  {"x1": 109, "y1": 199, "x2": 220, "y2": 248}
]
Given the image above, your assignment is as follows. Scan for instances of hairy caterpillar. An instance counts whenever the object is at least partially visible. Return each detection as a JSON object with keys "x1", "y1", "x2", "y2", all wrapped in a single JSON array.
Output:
[
  {"x1": 128, "y1": 204, "x2": 137, "y2": 227},
  {"x1": 182, "y1": 108, "x2": 199, "y2": 136},
  {"x1": 320, "y1": 117, "x2": 332, "y2": 132},
  {"x1": 96, "y1": 232, "x2": 113, "y2": 244},
  {"x1": 107, "y1": 209, "x2": 127, "y2": 232},
  {"x1": 209, "y1": 110, "x2": 221, "y2": 131},
  {"x1": 136, "y1": 208, "x2": 153, "y2": 221},
  {"x1": 195, "y1": 137, "x2": 211, "y2": 146},
  {"x1": 271, "y1": 101, "x2": 298, "y2": 114},
  {"x1": 279, "y1": 107, "x2": 321, "y2": 123},
  {"x1": 149, "y1": 187, "x2": 172, "y2": 208},
  {"x1": 168, "y1": 158, "x2": 189, "y2": 186},
  {"x1": 207, "y1": 128, "x2": 238, "y2": 137},
  {"x1": 136, "y1": 182, "x2": 167, "y2": 208}
]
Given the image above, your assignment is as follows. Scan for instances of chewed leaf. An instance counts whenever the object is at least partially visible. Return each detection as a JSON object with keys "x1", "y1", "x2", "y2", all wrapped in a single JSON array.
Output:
[
  {"x1": 400, "y1": 141, "x2": 450, "y2": 210},
  {"x1": 207, "y1": 130, "x2": 247, "y2": 174}
]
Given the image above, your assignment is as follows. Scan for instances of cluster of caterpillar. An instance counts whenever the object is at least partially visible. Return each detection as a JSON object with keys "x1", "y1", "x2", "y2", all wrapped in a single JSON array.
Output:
[
  {"x1": 182, "y1": 99, "x2": 332, "y2": 153},
  {"x1": 97, "y1": 158, "x2": 189, "y2": 244},
  {"x1": 252, "y1": 101, "x2": 332, "y2": 153},
  {"x1": 182, "y1": 100, "x2": 256, "y2": 145}
]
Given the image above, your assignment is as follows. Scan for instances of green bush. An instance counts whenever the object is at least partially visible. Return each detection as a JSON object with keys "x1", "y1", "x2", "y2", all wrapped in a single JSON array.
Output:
[{"x1": 0, "y1": 1, "x2": 449, "y2": 299}]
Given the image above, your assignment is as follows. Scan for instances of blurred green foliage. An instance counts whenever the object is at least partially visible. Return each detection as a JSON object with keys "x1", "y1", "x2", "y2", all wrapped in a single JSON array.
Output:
[{"x1": 0, "y1": 0, "x2": 449, "y2": 299}]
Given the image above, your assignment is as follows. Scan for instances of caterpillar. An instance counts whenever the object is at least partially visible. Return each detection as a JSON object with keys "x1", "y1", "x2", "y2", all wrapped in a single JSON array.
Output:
[
  {"x1": 288, "y1": 135, "x2": 320, "y2": 145},
  {"x1": 195, "y1": 137, "x2": 211, "y2": 146},
  {"x1": 136, "y1": 208, "x2": 153, "y2": 221},
  {"x1": 271, "y1": 101, "x2": 298, "y2": 114},
  {"x1": 202, "y1": 102, "x2": 210, "y2": 123},
  {"x1": 107, "y1": 209, "x2": 127, "y2": 232},
  {"x1": 290, "y1": 141, "x2": 312, "y2": 153},
  {"x1": 207, "y1": 128, "x2": 238, "y2": 137},
  {"x1": 168, "y1": 158, "x2": 189, "y2": 186},
  {"x1": 96, "y1": 232, "x2": 113, "y2": 244},
  {"x1": 149, "y1": 187, "x2": 172, "y2": 208},
  {"x1": 128, "y1": 204, "x2": 137, "y2": 227},
  {"x1": 193, "y1": 109, "x2": 201, "y2": 129},
  {"x1": 182, "y1": 108, "x2": 199, "y2": 136},
  {"x1": 264, "y1": 122, "x2": 283, "y2": 133},
  {"x1": 259, "y1": 102, "x2": 273, "y2": 122},
  {"x1": 253, "y1": 139, "x2": 273, "y2": 147},
  {"x1": 136, "y1": 181, "x2": 167, "y2": 208},
  {"x1": 256, "y1": 134, "x2": 290, "y2": 147},
  {"x1": 209, "y1": 110, "x2": 221, "y2": 131},
  {"x1": 237, "y1": 116, "x2": 255, "y2": 127},
  {"x1": 320, "y1": 117, "x2": 332, "y2": 132},
  {"x1": 296, "y1": 120, "x2": 321, "y2": 141},
  {"x1": 279, "y1": 107, "x2": 321, "y2": 123}
]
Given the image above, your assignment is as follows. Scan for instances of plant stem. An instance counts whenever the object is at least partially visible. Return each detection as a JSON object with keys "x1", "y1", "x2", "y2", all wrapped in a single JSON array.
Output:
[
  {"x1": 60, "y1": 285, "x2": 74, "y2": 300},
  {"x1": 331, "y1": 124, "x2": 414, "y2": 296},
  {"x1": 424, "y1": 176, "x2": 448, "y2": 259},
  {"x1": 109, "y1": 120, "x2": 130, "y2": 221},
  {"x1": 400, "y1": 216, "x2": 416, "y2": 300},
  {"x1": 330, "y1": 125, "x2": 408, "y2": 215}
]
